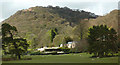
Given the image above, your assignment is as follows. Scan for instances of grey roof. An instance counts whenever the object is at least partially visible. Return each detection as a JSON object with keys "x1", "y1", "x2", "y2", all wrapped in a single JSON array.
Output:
[{"x1": 68, "y1": 42, "x2": 72, "y2": 44}]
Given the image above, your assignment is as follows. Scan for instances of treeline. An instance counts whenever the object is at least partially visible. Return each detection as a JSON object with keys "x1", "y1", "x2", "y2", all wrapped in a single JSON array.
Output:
[
  {"x1": 2, "y1": 23, "x2": 119, "y2": 58},
  {"x1": 43, "y1": 5, "x2": 98, "y2": 24}
]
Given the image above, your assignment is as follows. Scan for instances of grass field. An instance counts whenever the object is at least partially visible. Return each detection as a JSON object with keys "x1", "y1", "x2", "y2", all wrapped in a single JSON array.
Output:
[{"x1": 2, "y1": 53, "x2": 118, "y2": 63}]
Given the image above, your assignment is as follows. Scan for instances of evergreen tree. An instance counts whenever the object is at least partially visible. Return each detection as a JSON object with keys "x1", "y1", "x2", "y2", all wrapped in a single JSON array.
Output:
[
  {"x1": 2, "y1": 23, "x2": 29, "y2": 59},
  {"x1": 87, "y1": 25, "x2": 118, "y2": 57},
  {"x1": 49, "y1": 28, "x2": 58, "y2": 43}
]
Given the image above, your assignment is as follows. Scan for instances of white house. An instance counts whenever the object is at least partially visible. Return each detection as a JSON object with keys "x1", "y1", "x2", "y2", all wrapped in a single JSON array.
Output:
[
  {"x1": 60, "y1": 41, "x2": 77, "y2": 48},
  {"x1": 67, "y1": 41, "x2": 76, "y2": 48}
]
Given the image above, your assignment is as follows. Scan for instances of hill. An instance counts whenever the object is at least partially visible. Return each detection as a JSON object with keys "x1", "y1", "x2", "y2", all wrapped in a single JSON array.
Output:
[
  {"x1": 88, "y1": 10, "x2": 119, "y2": 32},
  {"x1": 2, "y1": 6, "x2": 119, "y2": 49},
  {"x1": 2, "y1": 6, "x2": 98, "y2": 48}
]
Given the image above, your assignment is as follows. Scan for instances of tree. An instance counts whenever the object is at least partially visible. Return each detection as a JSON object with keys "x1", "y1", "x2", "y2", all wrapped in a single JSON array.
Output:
[
  {"x1": 87, "y1": 25, "x2": 118, "y2": 57},
  {"x1": 2, "y1": 23, "x2": 29, "y2": 59},
  {"x1": 64, "y1": 36, "x2": 73, "y2": 43},
  {"x1": 118, "y1": 39, "x2": 120, "y2": 51},
  {"x1": 73, "y1": 20, "x2": 88, "y2": 40},
  {"x1": 49, "y1": 28, "x2": 58, "y2": 43},
  {"x1": 2, "y1": 23, "x2": 17, "y2": 54},
  {"x1": 78, "y1": 20, "x2": 88, "y2": 40},
  {"x1": 9, "y1": 38, "x2": 29, "y2": 59},
  {"x1": 25, "y1": 32, "x2": 37, "y2": 49}
]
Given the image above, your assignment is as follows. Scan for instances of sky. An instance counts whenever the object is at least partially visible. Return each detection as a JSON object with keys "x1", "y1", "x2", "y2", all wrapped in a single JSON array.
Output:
[{"x1": 0, "y1": 0, "x2": 119, "y2": 22}]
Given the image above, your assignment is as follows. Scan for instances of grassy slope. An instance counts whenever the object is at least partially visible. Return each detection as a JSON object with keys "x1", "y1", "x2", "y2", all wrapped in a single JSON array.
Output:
[{"x1": 2, "y1": 53, "x2": 118, "y2": 63}]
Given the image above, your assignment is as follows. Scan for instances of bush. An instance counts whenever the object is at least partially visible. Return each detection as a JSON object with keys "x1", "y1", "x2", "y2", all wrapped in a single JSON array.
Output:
[
  {"x1": 30, "y1": 51, "x2": 41, "y2": 55},
  {"x1": 22, "y1": 58, "x2": 32, "y2": 60},
  {"x1": 58, "y1": 47, "x2": 70, "y2": 53},
  {"x1": 51, "y1": 51, "x2": 57, "y2": 55},
  {"x1": 30, "y1": 51, "x2": 48, "y2": 55},
  {"x1": 2, "y1": 58, "x2": 17, "y2": 61}
]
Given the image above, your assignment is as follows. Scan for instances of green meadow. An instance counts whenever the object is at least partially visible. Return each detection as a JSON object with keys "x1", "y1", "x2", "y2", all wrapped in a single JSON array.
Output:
[{"x1": 2, "y1": 53, "x2": 118, "y2": 63}]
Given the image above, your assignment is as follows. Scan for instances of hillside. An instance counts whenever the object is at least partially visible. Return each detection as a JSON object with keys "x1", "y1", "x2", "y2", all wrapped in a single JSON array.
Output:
[
  {"x1": 88, "y1": 10, "x2": 119, "y2": 33},
  {"x1": 2, "y1": 6, "x2": 98, "y2": 48},
  {"x1": 2, "y1": 6, "x2": 119, "y2": 48}
]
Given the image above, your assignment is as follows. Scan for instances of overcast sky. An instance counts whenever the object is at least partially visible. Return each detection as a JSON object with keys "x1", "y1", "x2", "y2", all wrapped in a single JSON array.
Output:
[{"x1": 0, "y1": 0, "x2": 119, "y2": 22}]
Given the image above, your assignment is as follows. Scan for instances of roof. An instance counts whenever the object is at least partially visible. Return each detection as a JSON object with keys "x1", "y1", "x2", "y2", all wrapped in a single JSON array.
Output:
[
  {"x1": 67, "y1": 41, "x2": 80, "y2": 44},
  {"x1": 68, "y1": 42, "x2": 72, "y2": 44}
]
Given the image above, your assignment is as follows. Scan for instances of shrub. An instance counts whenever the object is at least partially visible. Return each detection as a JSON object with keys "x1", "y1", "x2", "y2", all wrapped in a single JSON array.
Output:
[
  {"x1": 51, "y1": 51, "x2": 57, "y2": 55},
  {"x1": 22, "y1": 58, "x2": 32, "y2": 60},
  {"x1": 30, "y1": 51, "x2": 47, "y2": 55},
  {"x1": 2, "y1": 58, "x2": 17, "y2": 61},
  {"x1": 58, "y1": 47, "x2": 70, "y2": 53},
  {"x1": 30, "y1": 51, "x2": 41, "y2": 55}
]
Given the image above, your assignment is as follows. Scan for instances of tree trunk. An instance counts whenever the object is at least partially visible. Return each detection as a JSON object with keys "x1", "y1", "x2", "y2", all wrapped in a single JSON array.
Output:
[
  {"x1": 111, "y1": 53, "x2": 114, "y2": 56},
  {"x1": 81, "y1": 32, "x2": 83, "y2": 40},
  {"x1": 94, "y1": 52, "x2": 97, "y2": 57},
  {"x1": 18, "y1": 54, "x2": 21, "y2": 60},
  {"x1": 98, "y1": 52, "x2": 104, "y2": 58},
  {"x1": 105, "y1": 52, "x2": 108, "y2": 57}
]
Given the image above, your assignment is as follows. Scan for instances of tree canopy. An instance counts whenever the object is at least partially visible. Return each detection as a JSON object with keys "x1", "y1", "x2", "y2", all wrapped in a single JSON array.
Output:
[
  {"x1": 2, "y1": 23, "x2": 29, "y2": 59},
  {"x1": 49, "y1": 28, "x2": 58, "y2": 43},
  {"x1": 87, "y1": 25, "x2": 118, "y2": 57}
]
